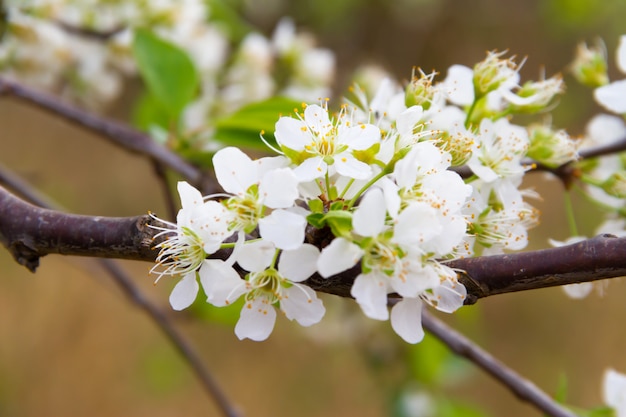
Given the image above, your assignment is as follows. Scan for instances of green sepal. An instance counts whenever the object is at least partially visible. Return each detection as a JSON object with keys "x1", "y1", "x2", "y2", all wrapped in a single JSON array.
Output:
[
  {"x1": 330, "y1": 200, "x2": 347, "y2": 211},
  {"x1": 281, "y1": 145, "x2": 310, "y2": 165},
  {"x1": 323, "y1": 210, "x2": 353, "y2": 238},
  {"x1": 353, "y1": 142, "x2": 381, "y2": 165},
  {"x1": 308, "y1": 199, "x2": 324, "y2": 213},
  {"x1": 306, "y1": 212, "x2": 326, "y2": 229}
]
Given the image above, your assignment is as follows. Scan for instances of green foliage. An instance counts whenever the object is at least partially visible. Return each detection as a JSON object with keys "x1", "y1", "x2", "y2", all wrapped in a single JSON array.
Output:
[
  {"x1": 214, "y1": 97, "x2": 302, "y2": 151},
  {"x1": 132, "y1": 91, "x2": 171, "y2": 132},
  {"x1": 190, "y1": 286, "x2": 244, "y2": 327},
  {"x1": 407, "y1": 333, "x2": 469, "y2": 386},
  {"x1": 436, "y1": 400, "x2": 490, "y2": 417},
  {"x1": 206, "y1": 0, "x2": 254, "y2": 42},
  {"x1": 132, "y1": 28, "x2": 199, "y2": 121}
]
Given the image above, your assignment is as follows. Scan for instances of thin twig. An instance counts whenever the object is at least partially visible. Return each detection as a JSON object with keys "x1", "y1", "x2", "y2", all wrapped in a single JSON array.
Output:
[
  {"x1": 0, "y1": 77, "x2": 202, "y2": 183},
  {"x1": 97, "y1": 258, "x2": 241, "y2": 417},
  {"x1": 0, "y1": 168, "x2": 240, "y2": 417},
  {"x1": 421, "y1": 311, "x2": 576, "y2": 417},
  {"x1": 152, "y1": 160, "x2": 178, "y2": 222}
]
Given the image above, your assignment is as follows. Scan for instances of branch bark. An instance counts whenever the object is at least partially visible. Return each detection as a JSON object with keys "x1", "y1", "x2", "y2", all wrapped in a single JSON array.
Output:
[
  {"x1": 2, "y1": 184, "x2": 625, "y2": 301},
  {"x1": 0, "y1": 77, "x2": 202, "y2": 183}
]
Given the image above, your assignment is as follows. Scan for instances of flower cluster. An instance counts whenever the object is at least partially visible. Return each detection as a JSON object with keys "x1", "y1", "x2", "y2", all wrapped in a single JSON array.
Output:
[
  {"x1": 1, "y1": 2, "x2": 334, "y2": 117},
  {"x1": 151, "y1": 50, "x2": 574, "y2": 343}
]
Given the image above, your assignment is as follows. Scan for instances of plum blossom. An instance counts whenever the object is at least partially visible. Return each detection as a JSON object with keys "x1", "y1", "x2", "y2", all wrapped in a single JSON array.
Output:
[
  {"x1": 468, "y1": 118, "x2": 529, "y2": 182},
  {"x1": 150, "y1": 182, "x2": 233, "y2": 310},
  {"x1": 201, "y1": 241, "x2": 325, "y2": 341},
  {"x1": 317, "y1": 188, "x2": 467, "y2": 343},
  {"x1": 274, "y1": 103, "x2": 381, "y2": 182},
  {"x1": 212, "y1": 147, "x2": 305, "y2": 250}
]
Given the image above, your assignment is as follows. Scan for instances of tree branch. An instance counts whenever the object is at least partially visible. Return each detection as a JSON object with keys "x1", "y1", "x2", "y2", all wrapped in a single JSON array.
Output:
[
  {"x1": 0, "y1": 184, "x2": 163, "y2": 271},
  {"x1": 2, "y1": 183, "x2": 625, "y2": 301},
  {"x1": 0, "y1": 77, "x2": 202, "y2": 183},
  {"x1": 421, "y1": 311, "x2": 576, "y2": 417},
  {"x1": 0, "y1": 173, "x2": 240, "y2": 417}
]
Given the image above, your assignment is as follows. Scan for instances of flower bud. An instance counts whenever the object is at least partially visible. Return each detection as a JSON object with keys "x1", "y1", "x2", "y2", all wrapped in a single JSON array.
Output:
[
  {"x1": 473, "y1": 50, "x2": 521, "y2": 97},
  {"x1": 527, "y1": 124, "x2": 578, "y2": 167},
  {"x1": 405, "y1": 68, "x2": 436, "y2": 110},
  {"x1": 503, "y1": 75, "x2": 565, "y2": 113},
  {"x1": 601, "y1": 171, "x2": 626, "y2": 198},
  {"x1": 569, "y1": 41, "x2": 609, "y2": 88}
]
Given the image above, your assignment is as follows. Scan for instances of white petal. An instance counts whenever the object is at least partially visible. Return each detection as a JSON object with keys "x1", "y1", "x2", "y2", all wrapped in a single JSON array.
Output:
[
  {"x1": 258, "y1": 209, "x2": 306, "y2": 250},
  {"x1": 317, "y1": 238, "x2": 364, "y2": 277},
  {"x1": 334, "y1": 154, "x2": 372, "y2": 180},
  {"x1": 390, "y1": 298, "x2": 425, "y2": 344},
  {"x1": 443, "y1": 64, "x2": 474, "y2": 105},
  {"x1": 392, "y1": 203, "x2": 442, "y2": 246},
  {"x1": 562, "y1": 282, "x2": 593, "y2": 299},
  {"x1": 293, "y1": 156, "x2": 327, "y2": 181},
  {"x1": 177, "y1": 181, "x2": 203, "y2": 209},
  {"x1": 604, "y1": 368, "x2": 626, "y2": 413},
  {"x1": 379, "y1": 177, "x2": 401, "y2": 219},
  {"x1": 237, "y1": 240, "x2": 275, "y2": 272},
  {"x1": 278, "y1": 243, "x2": 320, "y2": 282},
  {"x1": 235, "y1": 296, "x2": 277, "y2": 341},
  {"x1": 281, "y1": 285, "x2": 325, "y2": 326},
  {"x1": 595, "y1": 80, "x2": 626, "y2": 114},
  {"x1": 339, "y1": 124, "x2": 380, "y2": 150},
  {"x1": 617, "y1": 35, "x2": 626, "y2": 74},
  {"x1": 396, "y1": 106, "x2": 425, "y2": 140},
  {"x1": 432, "y1": 279, "x2": 466, "y2": 313},
  {"x1": 213, "y1": 147, "x2": 258, "y2": 195},
  {"x1": 259, "y1": 167, "x2": 299, "y2": 208},
  {"x1": 199, "y1": 260, "x2": 246, "y2": 307},
  {"x1": 303, "y1": 104, "x2": 332, "y2": 135},
  {"x1": 353, "y1": 188, "x2": 386, "y2": 237},
  {"x1": 468, "y1": 161, "x2": 500, "y2": 183},
  {"x1": 351, "y1": 272, "x2": 389, "y2": 320},
  {"x1": 274, "y1": 117, "x2": 309, "y2": 150},
  {"x1": 169, "y1": 272, "x2": 199, "y2": 311}
]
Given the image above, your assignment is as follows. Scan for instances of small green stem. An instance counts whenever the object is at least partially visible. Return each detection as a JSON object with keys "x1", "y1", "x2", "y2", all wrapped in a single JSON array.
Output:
[
  {"x1": 338, "y1": 178, "x2": 356, "y2": 199},
  {"x1": 325, "y1": 171, "x2": 332, "y2": 199},
  {"x1": 563, "y1": 191, "x2": 579, "y2": 237},
  {"x1": 465, "y1": 98, "x2": 479, "y2": 128},
  {"x1": 219, "y1": 238, "x2": 262, "y2": 249},
  {"x1": 270, "y1": 248, "x2": 280, "y2": 269},
  {"x1": 347, "y1": 170, "x2": 388, "y2": 208}
]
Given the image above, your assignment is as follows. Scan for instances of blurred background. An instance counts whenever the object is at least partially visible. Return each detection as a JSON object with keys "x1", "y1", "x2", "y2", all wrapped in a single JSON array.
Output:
[{"x1": 2, "y1": 0, "x2": 626, "y2": 416}]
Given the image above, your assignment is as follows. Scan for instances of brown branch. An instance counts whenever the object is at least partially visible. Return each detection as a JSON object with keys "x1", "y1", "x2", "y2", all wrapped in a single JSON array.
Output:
[
  {"x1": 0, "y1": 184, "x2": 163, "y2": 271},
  {"x1": 0, "y1": 77, "x2": 202, "y2": 183},
  {"x1": 422, "y1": 311, "x2": 576, "y2": 417},
  {"x1": 0, "y1": 175, "x2": 240, "y2": 417},
  {"x1": 2, "y1": 182, "x2": 626, "y2": 302}
]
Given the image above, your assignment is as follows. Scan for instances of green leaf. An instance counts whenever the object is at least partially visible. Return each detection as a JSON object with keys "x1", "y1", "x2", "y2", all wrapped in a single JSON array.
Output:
[
  {"x1": 214, "y1": 97, "x2": 301, "y2": 150},
  {"x1": 206, "y1": 0, "x2": 253, "y2": 42},
  {"x1": 132, "y1": 28, "x2": 199, "y2": 119},
  {"x1": 132, "y1": 91, "x2": 171, "y2": 131}
]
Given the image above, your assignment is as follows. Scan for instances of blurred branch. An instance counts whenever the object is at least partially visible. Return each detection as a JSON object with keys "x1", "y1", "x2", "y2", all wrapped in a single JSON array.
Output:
[
  {"x1": 421, "y1": 311, "x2": 576, "y2": 417},
  {"x1": 0, "y1": 77, "x2": 202, "y2": 183},
  {"x1": 0, "y1": 168, "x2": 240, "y2": 417},
  {"x1": 2, "y1": 181, "x2": 626, "y2": 301}
]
